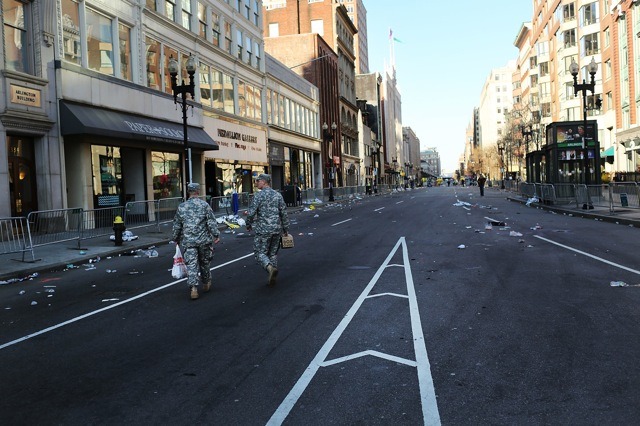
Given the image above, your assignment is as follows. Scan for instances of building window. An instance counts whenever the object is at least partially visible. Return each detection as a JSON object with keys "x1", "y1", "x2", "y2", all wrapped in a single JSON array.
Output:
[
  {"x1": 269, "y1": 22, "x2": 279, "y2": 37},
  {"x1": 582, "y1": 32, "x2": 599, "y2": 56},
  {"x1": 245, "y1": 35, "x2": 252, "y2": 65},
  {"x1": 223, "y1": 73, "x2": 234, "y2": 114},
  {"x1": 254, "y1": 41, "x2": 260, "y2": 69},
  {"x1": 212, "y1": 11, "x2": 220, "y2": 46},
  {"x1": 199, "y1": 62, "x2": 211, "y2": 105},
  {"x1": 541, "y1": 102, "x2": 551, "y2": 118},
  {"x1": 607, "y1": 91, "x2": 612, "y2": 111},
  {"x1": 237, "y1": 29, "x2": 243, "y2": 60},
  {"x1": 86, "y1": 9, "x2": 114, "y2": 76},
  {"x1": 604, "y1": 26, "x2": 610, "y2": 48},
  {"x1": 3, "y1": 0, "x2": 31, "y2": 73},
  {"x1": 62, "y1": 0, "x2": 81, "y2": 66},
  {"x1": 563, "y1": 3, "x2": 575, "y2": 21},
  {"x1": 151, "y1": 151, "x2": 181, "y2": 199},
  {"x1": 605, "y1": 59, "x2": 611, "y2": 80},
  {"x1": 580, "y1": 2, "x2": 599, "y2": 27},
  {"x1": 163, "y1": 45, "x2": 178, "y2": 95},
  {"x1": 165, "y1": 0, "x2": 175, "y2": 21},
  {"x1": 181, "y1": 0, "x2": 192, "y2": 30},
  {"x1": 145, "y1": 36, "x2": 161, "y2": 90},
  {"x1": 254, "y1": 0, "x2": 259, "y2": 25},
  {"x1": 539, "y1": 61, "x2": 549, "y2": 77},
  {"x1": 530, "y1": 56, "x2": 537, "y2": 67},
  {"x1": 311, "y1": 19, "x2": 324, "y2": 36},
  {"x1": 146, "y1": 0, "x2": 157, "y2": 11},
  {"x1": 224, "y1": 21, "x2": 232, "y2": 53},
  {"x1": 197, "y1": 2, "x2": 207, "y2": 38},
  {"x1": 118, "y1": 23, "x2": 132, "y2": 81},
  {"x1": 563, "y1": 28, "x2": 576, "y2": 48}
]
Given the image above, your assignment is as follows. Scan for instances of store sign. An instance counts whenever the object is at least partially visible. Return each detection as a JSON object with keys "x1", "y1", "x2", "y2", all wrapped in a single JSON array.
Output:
[
  {"x1": 10, "y1": 84, "x2": 41, "y2": 107},
  {"x1": 204, "y1": 118, "x2": 267, "y2": 163}
]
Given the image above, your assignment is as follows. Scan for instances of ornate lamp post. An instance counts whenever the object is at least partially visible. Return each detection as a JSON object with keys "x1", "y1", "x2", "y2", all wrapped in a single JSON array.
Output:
[
  {"x1": 322, "y1": 121, "x2": 337, "y2": 201},
  {"x1": 569, "y1": 57, "x2": 600, "y2": 187},
  {"x1": 497, "y1": 141, "x2": 505, "y2": 189},
  {"x1": 168, "y1": 54, "x2": 197, "y2": 198}
]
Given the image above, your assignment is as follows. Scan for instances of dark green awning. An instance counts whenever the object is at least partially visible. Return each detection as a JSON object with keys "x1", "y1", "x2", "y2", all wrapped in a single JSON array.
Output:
[{"x1": 59, "y1": 101, "x2": 218, "y2": 150}]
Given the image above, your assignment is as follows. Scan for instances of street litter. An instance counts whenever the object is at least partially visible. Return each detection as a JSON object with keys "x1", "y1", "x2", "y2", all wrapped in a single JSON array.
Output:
[
  {"x1": 485, "y1": 224, "x2": 493, "y2": 230},
  {"x1": 101, "y1": 298, "x2": 120, "y2": 302},
  {"x1": 143, "y1": 249, "x2": 158, "y2": 258},
  {"x1": 530, "y1": 224, "x2": 542, "y2": 230},
  {"x1": 457, "y1": 244, "x2": 466, "y2": 249},
  {"x1": 106, "y1": 269, "x2": 117, "y2": 273},
  {"x1": 509, "y1": 231, "x2": 523, "y2": 237},
  {"x1": 110, "y1": 230, "x2": 138, "y2": 241},
  {"x1": 610, "y1": 281, "x2": 628, "y2": 287},
  {"x1": 31, "y1": 301, "x2": 37, "y2": 306},
  {"x1": 526, "y1": 196, "x2": 540, "y2": 206}
]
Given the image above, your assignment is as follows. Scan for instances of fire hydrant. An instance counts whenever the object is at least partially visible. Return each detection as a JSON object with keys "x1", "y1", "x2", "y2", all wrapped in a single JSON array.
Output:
[{"x1": 113, "y1": 216, "x2": 125, "y2": 246}]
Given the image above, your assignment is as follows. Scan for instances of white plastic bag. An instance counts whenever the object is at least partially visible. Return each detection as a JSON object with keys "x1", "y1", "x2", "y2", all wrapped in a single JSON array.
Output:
[{"x1": 172, "y1": 245, "x2": 188, "y2": 279}]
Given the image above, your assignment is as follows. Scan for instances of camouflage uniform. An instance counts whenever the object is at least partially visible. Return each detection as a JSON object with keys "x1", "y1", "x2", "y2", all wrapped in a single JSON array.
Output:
[
  {"x1": 172, "y1": 197, "x2": 220, "y2": 288},
  {"x1": 246, "y1": 186, "x2": 290, "y2": 270}
]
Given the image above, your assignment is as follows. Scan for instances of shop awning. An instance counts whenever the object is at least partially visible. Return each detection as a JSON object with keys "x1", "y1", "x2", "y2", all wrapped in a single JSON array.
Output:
[
  {"x1": 59, "y1": 101, "x2": 218, "y2": 150},
  {"x1": 601, "y1": 146, "x2": 615, "y2": 157}
]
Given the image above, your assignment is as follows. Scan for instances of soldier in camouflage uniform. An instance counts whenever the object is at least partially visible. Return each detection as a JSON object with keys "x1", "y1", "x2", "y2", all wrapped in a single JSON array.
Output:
[
  {"x1": 172, "y1": 182, "x2": 220, "y2": 300},
  {"x1": 245, "y1": 174, "x2": 290, "y2": 286}
]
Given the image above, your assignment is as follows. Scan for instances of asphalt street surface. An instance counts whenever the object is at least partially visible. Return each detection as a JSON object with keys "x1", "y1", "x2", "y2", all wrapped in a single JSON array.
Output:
[{"x1": 1, "y1": 186, "x2": 640, "y2": 425}]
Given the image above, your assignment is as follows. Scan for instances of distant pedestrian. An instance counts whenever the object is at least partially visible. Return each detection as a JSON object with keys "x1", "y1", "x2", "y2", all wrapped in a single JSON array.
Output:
[
  {"x1": 245, "y1": 174, "x2": 290, "y2": 286},
  {"x1": 172, "y1": 182, "x2": 220, "y2": 300},
  {"x1": 477, "y1": 174, "x2": 487, "y2": 196}
]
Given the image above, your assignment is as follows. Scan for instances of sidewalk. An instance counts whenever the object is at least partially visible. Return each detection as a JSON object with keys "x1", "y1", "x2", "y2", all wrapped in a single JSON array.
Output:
[
  {"x1": 0, "y1": 203, "x2": 309, "y2": 283},
  {"x1": 504, "y1": 190, "x2": 640, "y2": 227}
]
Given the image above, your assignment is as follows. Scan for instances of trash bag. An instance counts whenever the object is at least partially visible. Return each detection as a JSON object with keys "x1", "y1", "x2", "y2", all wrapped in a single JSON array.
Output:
[{"x1": 172, "y1": 245, "x2": 188, "y2": 279}]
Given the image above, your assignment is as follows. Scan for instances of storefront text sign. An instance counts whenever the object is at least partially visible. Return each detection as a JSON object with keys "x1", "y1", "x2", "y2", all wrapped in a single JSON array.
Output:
[
  {"x1": 204, "y1": 118, "x2": 267, "y2": 162},
  {"x1": 10, "y1": 84, "x2": 41, "y2": 107}
]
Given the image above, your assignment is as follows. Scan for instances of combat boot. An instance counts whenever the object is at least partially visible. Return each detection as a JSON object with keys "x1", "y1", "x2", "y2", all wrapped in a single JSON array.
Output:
[
  {"x1": 190, "y1": 286, "x2": 199, "y2": 300},
  {"x1": 267, "y1": 264, "x2": 278, "y2": 287},
  {"x1": 202, "y1": 279, "x2": 211, "y2": 292}
]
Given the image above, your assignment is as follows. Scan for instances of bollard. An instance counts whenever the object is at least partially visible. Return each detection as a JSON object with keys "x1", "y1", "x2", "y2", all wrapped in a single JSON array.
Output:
[{"x1": 113, "y1": 216, "x2": 125, "y2": 246}]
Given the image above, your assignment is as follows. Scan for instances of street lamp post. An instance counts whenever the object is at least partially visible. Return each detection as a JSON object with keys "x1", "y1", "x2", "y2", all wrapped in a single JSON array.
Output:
[
  {"x1": 497, "y1": 141, "x2": 505, "y2": 189},
  {"x1": 570, "y1": 57, "x2": 600, "y2": 187},
  {"x1": 323, "y1": 121, "x2": 337, "y2": 201},
  {"x1": 168, "y1": 55, "x2": 197, "y2": 198}
]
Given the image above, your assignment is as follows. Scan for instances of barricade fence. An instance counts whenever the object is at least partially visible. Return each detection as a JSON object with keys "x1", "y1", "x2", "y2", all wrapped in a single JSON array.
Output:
[
  {"x1": 0, "y1": 217, "x2": 35, "y2": 262},
  {"x1": 514, "y1": 182, "x2": 640, "y2": 211}
]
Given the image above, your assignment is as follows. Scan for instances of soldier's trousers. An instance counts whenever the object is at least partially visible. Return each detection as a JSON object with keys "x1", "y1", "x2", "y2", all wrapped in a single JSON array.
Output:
[
  {"x1": 183, "y1": 244, "x2": 214, "y2": 287},
  {"x1": 253, "y1": 233, "x2": 281, "y2": 270}
]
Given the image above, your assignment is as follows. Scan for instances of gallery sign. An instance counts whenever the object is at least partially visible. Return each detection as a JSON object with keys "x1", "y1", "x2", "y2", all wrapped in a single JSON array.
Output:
[{"x1": 204, "y1": 118, "x2": 267, "y2": 163}]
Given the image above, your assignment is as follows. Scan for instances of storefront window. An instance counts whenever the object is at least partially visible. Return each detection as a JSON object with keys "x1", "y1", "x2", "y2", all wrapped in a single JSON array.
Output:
[
  {"x1": 91, "y1": 145, "x2": 121, "y2": 207},
  {"x1": 152, "y1": 151, "x2": 182, "y2": 199}
]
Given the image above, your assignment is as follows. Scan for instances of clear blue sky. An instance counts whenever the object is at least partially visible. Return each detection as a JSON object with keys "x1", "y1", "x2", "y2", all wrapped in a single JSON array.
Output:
[{"x1": 366, "y1": 1, "x2": 533, "y2": 173}]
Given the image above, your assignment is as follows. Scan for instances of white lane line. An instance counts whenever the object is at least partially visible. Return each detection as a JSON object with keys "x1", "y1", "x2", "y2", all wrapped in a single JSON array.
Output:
[
  {"x1": 401, "y1": 237, "x2": 441, "y2": 426},
  {"x1": 534, "y1": 236, "x2": 640, "y2": 275},
  {"x1": 267, "y1": 237, "x2": 440, "y2": 426},
  {"x1": 0, "y1": 253, "x2": 254, "y2": 351},
  {"x1": 321, "y1": 350, "x2": 417, "y2": 368},
  {"x1": 374, "y1": 207, "x2": 385, "y2": 212},
  {"x1": 331, "y1": 218, "x2": 352, "y2": 227}
]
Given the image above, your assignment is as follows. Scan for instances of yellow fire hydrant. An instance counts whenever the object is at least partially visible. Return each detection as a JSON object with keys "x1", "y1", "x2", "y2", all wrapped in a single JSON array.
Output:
[{"x1": 113, "y1": 216, "x2": 125, "y2": 246}]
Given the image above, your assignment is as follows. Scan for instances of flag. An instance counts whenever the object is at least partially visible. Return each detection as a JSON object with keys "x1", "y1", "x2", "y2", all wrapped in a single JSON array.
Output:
[
  {"x1": 393, "y1": 37, "x2": 403, "y2": 44},
  {"x1": 389, "y1": 28, "x2": 393, "y2": 40}
]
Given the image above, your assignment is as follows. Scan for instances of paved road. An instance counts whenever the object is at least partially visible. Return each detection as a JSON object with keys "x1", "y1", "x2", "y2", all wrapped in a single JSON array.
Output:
[{"x1": 2, "y1": 187, "x2": 640, "y2": 424}]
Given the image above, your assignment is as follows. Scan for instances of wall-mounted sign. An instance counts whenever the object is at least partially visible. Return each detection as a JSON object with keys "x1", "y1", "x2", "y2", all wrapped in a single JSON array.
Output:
[
  {"x1": 10, "y1": 84, "x2": 41, "y2": 107},
  {"x1": 203, "y1": 118, "x2": 267, "y2": 163}
]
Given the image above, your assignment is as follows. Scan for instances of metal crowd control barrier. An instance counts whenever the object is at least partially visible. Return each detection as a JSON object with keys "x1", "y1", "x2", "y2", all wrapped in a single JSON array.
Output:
[
  {"x1": 0, "y1": 217, "x2": 36, "y2": 262},
  {"x1": 26, "y1": 208, "x2": 83, "y2": 250},
  {"x1": 609, "y1": 182, "x2": 639, "y2": 210}
]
